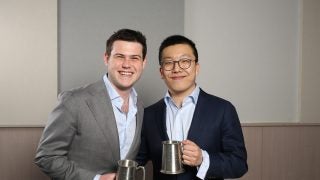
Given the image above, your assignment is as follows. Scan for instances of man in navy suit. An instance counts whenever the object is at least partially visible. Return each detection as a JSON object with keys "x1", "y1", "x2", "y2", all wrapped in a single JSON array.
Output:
[{"x1": 136, "y1": 35, "x2": 248, "y2": 180}]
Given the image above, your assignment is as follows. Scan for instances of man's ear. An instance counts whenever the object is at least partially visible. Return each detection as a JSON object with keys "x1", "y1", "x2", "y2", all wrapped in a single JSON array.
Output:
[
  {"x1": 195, "y1": 63, "x2": 200, "y2": 75},
  {"x1": 142, "y1": 58, "x2": 147, "y2": 69},
  {"x1": 103, "y1": 53, "x2": 109, "y2": 65},
  {"x1": 160, "y1": 67, "x2": 164, "y2": 79}
]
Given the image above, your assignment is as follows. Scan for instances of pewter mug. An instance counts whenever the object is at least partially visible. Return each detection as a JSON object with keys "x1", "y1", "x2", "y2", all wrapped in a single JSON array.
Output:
[
  {"x1": 117, "y1": 159, "x2": 145, "y2": 180},
  {"x1": 160, "y1": 140, "x2": 185, "y2": 174}
]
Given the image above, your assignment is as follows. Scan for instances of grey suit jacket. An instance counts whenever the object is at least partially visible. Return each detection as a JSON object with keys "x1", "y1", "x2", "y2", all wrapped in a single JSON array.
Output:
[{"x1": 35, "y1": 80, "x2": 144, "y2": 180}]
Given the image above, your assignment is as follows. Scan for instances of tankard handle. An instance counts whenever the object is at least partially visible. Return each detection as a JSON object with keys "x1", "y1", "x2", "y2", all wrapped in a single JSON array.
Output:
[{"x1": 136, "y1": 166, "x2": 145, "y2": 180}]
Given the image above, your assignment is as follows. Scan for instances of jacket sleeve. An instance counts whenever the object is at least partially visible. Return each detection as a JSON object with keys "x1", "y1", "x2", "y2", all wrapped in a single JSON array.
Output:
[
  {"x1": 34, "y1": 92, "x2": 96, "y2": 180},
  {"x1": 206, "y1": 102, "x2": 248, "y2": 179}
]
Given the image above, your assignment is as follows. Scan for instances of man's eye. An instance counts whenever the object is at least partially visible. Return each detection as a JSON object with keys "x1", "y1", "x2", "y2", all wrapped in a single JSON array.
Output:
[
  {"x1": 115, "y1": 55, "x2": 124, "y2": 59},
  {"x1": 180, "y1": 59, "x2": 190, "y2": 63},
  {"x1": 130, "y1": 57, "x2": 141, "y2": 61}
]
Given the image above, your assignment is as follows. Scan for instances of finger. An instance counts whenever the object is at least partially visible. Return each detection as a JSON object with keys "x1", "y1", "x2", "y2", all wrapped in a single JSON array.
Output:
[
  {"x1": 182, "y1": 159, "x2": 191, "y2": 165},
  {"x1": 182, "y1": 158, "x2": 197, "y2": 166},
  {"x1": 183, "y1": 154, "x2": 196, "y2": 161},
  {"x1": 183, "y1": 149, "x2": 202, "y2": 163},
  {"x1": 183, "y1": 148, "x2": 195, "y2": 157},
  {"x1": 182, "y1": 140, "x2": 199, "y2": 150},
  {"x1": 183, "y1": 144, "x2": 199, "y2": 154},
  {"x1": 182, "y1": 139, "x2": 194, "y2": 145}
]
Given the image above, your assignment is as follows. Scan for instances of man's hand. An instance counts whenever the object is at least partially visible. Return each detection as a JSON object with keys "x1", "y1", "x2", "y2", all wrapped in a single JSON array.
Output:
[
  {"x1": 100, "y1": 173, "x2": 116, "y2": 180},
  {"x1": 182, "y1": 140, "x2": 203, "y2": 166}
]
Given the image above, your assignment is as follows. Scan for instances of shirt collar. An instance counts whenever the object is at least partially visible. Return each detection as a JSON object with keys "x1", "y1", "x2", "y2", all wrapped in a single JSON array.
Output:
[{"x1": 164, "y1": 85, "x2": 200, "y2": 106}]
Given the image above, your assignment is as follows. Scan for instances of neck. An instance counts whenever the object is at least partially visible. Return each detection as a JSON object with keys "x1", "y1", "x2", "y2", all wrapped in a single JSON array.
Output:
[
  {"x1": 169, "y1": 84, "x2": 196, "y2": 108},
  {"x1": 117, "y1": 90, "x2": 130, "y2": 102},
  {"x1": 120, "y1": 92, "x2": 130, "y2": 115},
  {"x1": 116, "y1": 89, "x2": 131, "y2": 115},
  {"x1": 171, "y1": 96, "x2": 184, "y2": 108},
  {"x1": 106, "y1": 75, "x2": 132, "y2": 101}
]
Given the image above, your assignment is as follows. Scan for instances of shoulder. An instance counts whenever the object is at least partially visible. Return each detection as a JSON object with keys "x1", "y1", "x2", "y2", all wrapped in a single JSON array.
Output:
[
  {"x1": 58, "y1": 80, "x2": 105, "y2": 104},
  {"x1": 145, "y1": 99, "x2": 165, "y2": 112},
  {"x1": 198, "y1": 88, "x2": 236, "y2": 110}
]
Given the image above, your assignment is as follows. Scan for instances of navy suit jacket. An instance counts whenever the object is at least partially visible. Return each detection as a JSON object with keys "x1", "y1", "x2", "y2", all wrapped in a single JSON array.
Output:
[{"x1": 136, "y1": 89, "x2": 248, "y2": 180}]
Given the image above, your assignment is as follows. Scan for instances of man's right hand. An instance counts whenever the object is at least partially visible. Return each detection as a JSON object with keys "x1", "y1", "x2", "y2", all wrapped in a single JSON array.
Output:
[{"x1": 100, "y1": 173, "x2": 116, "y2": 180}]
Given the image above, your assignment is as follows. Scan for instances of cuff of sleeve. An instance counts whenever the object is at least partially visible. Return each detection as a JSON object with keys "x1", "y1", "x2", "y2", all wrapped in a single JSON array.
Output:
[
  {"x1": 94, "y1": 174, "x2": 101, "y2": 180},
  {"x1": 196, "y1": 150, "x2": 210, "y2": 179}
]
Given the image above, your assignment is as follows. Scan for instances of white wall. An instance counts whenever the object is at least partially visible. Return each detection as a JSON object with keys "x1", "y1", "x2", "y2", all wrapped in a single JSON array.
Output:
[
  {"x1": 59, "y1": 0, "x2": 184, "y2": 106},
  {"x1": 0, "y1": 0, "x2": 57, "y2": 126},
  {"x1": 185, "y1": 0, "x2": 301, "y2": 122},
  {"x1": 0, "y1": 0, "x2": 184, "y2": 126},
  {"x1": 1, "y1": 0, "x2": 318, "y2": 125}
]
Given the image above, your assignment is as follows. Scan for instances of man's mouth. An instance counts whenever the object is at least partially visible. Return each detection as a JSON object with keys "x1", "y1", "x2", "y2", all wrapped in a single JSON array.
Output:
[
  {"x1": 119, "y1": 71, "x2": 133, "y2": 76},
  {"x1": 171, "y1": 76, "x2": 184, "y2": 80}
]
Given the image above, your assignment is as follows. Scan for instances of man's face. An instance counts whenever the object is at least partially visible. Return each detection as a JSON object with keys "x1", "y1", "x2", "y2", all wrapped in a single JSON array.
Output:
[
  {"x1": 160, "y1": 44, "x2": 199, "y2": 97},
  {"x1": 104, "y1": 40, "x2": 146, "y2": 92}
]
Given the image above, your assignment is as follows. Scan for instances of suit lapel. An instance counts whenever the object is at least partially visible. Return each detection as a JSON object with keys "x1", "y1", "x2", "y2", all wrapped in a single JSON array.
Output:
[
  {"x1": 85, "y1": 80, "x2": 120, "y2": 161},
  {"x1": 187, "y1": 90, "x2": 207, "y2": 142},
  {"x1": 126, "y1": 98, "x2": 144, "y2": 158},
  {"x1": 156, "y1": 100, "x2": 170, "y2": 141}
]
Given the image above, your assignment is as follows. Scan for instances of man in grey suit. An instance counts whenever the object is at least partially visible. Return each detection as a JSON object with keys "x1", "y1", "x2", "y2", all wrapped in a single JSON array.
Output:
[{"x1": 35, "y1": 29, "x2": 147, "y2": 180}]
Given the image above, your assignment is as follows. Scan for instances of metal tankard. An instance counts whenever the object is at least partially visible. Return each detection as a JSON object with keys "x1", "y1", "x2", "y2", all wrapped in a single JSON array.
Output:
[
  {"x1": 160, "y1": 140, "x2": 185, "y2": 174},
  {"x1": 117, "y1": 159, "x2": 145, "y2": 180}
]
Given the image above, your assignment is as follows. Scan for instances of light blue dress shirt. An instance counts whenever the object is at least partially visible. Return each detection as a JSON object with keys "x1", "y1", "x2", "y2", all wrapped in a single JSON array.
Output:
[
  {"x1": 103, "y1": 74, "x2": 137, "y2": 159},
  {"x1": 164, "y1": 85, "x2": 209, "y2": 179},
  {"x1": 94, "y1": 75, "x2": 138, "y2": 180}
]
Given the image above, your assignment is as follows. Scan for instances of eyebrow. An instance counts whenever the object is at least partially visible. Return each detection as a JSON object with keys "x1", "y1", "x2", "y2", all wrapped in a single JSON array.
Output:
[
  {"x1": 162, "y1": 55, "x2": 193, "y2": 60},
  {"x1": 130, "y1": 55, "x2": 142, "y2": 58},
  {"x1": 114, "y1": 53, "x2": 142, "y2": 58}
]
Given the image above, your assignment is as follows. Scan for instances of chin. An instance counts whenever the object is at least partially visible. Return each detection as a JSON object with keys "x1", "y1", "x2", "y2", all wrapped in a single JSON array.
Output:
[
  {"x1": 116, "y1": 81, "x2": 134, "y2": 90},
  {"x1": 170, "y1": 87, "x2": 186, "y2": 93}
]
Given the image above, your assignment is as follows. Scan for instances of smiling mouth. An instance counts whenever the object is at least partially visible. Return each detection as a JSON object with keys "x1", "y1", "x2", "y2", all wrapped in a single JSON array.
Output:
[
  {"x1": 171, "y1": 76, "x2": 185, "y2": 80},
  {"x1": 119, "y1": 71, "x2": 133, "y2": 76}
]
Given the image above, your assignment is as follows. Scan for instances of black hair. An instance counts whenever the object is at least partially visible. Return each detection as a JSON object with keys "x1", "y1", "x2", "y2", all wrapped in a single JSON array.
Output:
[
  {"x1": 106, "y1": 29, "x2": 147, "y2": 59},
  {"x1": 158, "y1": 35, "x2": 198, "y2": 65}
]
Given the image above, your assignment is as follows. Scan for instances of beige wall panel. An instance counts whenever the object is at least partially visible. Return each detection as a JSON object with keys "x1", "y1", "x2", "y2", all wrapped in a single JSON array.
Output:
[
  {"x1": 0, "y1": 0, "x2": 57, "y2": 126},
  {"x1": 262, "y1": 127, "x2": 301, "y2": 180},
  {"x1": 0, "y1": 128, "x2": 49, "y2": 180},
  {"x1": 0, "y1": 125, "x2": 319, "y2": 180},
  {"x1": 237, "y1": 127, "x2": 263, "y2": 180},
  {"x1": 299, "y1": 126, "x2": 320, "y2": 179}
]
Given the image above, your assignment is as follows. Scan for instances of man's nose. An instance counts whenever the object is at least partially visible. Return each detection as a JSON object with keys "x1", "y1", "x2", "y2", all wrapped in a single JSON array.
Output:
[
  {"x1": 121, "y1": 57, "x2": 131, "y2": 67},
  {"x1": 172, "y1": 61, "x2": 181, "y2": 72}
]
